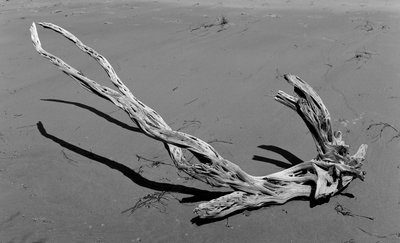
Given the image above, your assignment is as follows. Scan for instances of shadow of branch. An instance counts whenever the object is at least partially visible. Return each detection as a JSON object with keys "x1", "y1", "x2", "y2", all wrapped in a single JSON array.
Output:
[
  {"x1": 41, "y1": 99, "x2": 141, "y2": 133},
  {"x1": 36, "y1": 121, "x2": 227, "y2": 201},
  {"x1": 253, "y1": 145, "x2": 303, "y2": 169}
]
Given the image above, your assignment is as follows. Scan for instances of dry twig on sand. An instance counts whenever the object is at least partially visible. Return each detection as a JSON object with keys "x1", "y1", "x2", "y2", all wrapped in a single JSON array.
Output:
[
  {"x1": 366, "y1": 121, "x2": 400, "y2": 142},
  {"x1": 121, "y1": 191, "x2": 170, "y2": 214},
  {"x1": 190, "y1": 15, "x2": 229, "y2": 32},
  {"x1": 30, "y1": 22, "x2": 367, "y2": 218},
  {"x1": 334, "y1": 203, "x2": 374, "y2": 220}
]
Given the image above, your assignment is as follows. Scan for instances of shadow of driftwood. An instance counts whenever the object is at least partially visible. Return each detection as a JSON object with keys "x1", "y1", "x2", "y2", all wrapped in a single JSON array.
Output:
[
  {"x1": 36, "y1": 121, "x2": 228, "y2": 202},
  {"x1": 253, "y1": 145, "x2": 303, "y2": 169},
  {"x1": 41, "y1": 99, "x2": 141, "y2": 133}
]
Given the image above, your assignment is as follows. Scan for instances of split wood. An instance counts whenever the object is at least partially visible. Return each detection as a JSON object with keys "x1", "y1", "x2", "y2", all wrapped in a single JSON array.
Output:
[{"x1": 30, "y1": 22, "x2": 367, "y2": 219}]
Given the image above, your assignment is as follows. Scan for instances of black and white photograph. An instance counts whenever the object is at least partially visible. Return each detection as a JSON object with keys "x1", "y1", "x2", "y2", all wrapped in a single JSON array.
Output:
[{"x1": 0, "y1": 0, "x2": 399, "y2": 242}]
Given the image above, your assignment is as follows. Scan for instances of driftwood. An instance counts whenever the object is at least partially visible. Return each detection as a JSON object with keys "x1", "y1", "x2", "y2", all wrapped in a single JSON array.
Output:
[{"x1": 30, "y1": 22, "x2": 367, "y2": 218}]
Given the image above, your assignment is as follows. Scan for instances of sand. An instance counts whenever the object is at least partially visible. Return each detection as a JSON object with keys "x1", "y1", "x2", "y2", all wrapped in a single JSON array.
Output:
[{"x1": 0, "y1": 0, "x2": 399, "y2": 242}]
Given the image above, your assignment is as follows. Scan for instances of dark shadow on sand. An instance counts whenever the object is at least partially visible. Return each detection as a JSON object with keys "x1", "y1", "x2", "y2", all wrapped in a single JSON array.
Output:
[
  {"x1": 41, "y1": 99, "x2": 141, "y2": 133},
  {"x1": 253, "y1": 145, "x2": 303, "y2": 169},
  {"x1": 37, "y1": 121, "x2": 228, "y2": 202}
]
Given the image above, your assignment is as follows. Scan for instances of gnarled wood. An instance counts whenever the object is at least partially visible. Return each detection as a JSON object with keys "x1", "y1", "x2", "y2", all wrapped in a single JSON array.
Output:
[{"x1": 30, "y1": 22, "x2": 367, "y2": 218}]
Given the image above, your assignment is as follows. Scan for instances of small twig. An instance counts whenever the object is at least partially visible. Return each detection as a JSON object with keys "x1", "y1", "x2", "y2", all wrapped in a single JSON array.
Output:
[
  {"x1": 61, "y1": 149, "x2": 79, "y2": 165},
  {"x1": 354, "y1": 20, "x2": 389, "y2": 32},
  {"x1": 183, "y1": 98, "x2": 199, "y2": 106},
  {"x1": 334, "y1": 203, "x2": 374, "y2": 220},
  {"x1": 367, "y1": 121, "x2": 400, "y2": 142},
  {"x1": 367, "y1": 122, "x2": 398, "y2": 132},
  {"x1": 347, "y1": 48, "x2": 378, "y2": 64},
  {"x1": 135, "y1": 154, "x2": 171, "y2": 168},
  {"x1": 176, "y1": 119, "x2": 201, "y2": 132},
  {"x1": 190, "y1": 15, "x2": 229, "y2": 32},
  {"x1": 389, "y1": 133, "x2": 400, "y2": 142},
  {"x1": 358, "y1": 227, "x2": 400, "y2": 239},
  {"x1": 122, "y1": 191, "x2": 170, "y2": 214},
  {"x1": 355, "y1": 20, "x2": 375, "y2": 32},
  {"x1": 106, "y1": 109, "x2": 120, "y2": 115},
  {"x1": 135, "y1": 165, "x2": 145, "y2": 174}
]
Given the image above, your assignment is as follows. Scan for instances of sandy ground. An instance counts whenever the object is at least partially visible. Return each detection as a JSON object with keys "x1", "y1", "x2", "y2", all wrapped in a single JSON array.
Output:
[{"x1": 1, "y1": 0, "x2": 400, "y2": 242}]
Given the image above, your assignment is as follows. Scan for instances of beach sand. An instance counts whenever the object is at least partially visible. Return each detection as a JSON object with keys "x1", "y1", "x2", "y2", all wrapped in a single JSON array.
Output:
[{"x1": 0, "y1": 0, "x2": 399, "y2": 242}]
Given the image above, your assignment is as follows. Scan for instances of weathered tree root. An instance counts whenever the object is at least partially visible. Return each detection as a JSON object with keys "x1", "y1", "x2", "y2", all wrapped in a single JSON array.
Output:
[{"x1": 30, "y1": 22, "x2": 367, "y2": 219}]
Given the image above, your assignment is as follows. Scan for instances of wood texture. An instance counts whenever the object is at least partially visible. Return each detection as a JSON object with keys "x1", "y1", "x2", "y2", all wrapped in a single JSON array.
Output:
[{"x1": 30, "y1": 22, "x2": 367, "y2": 218}]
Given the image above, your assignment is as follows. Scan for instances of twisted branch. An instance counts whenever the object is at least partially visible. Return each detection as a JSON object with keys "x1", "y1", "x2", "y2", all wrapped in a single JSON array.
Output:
[{"x1": 30, "y1": 22, "x2": 367, "y2": 218}]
